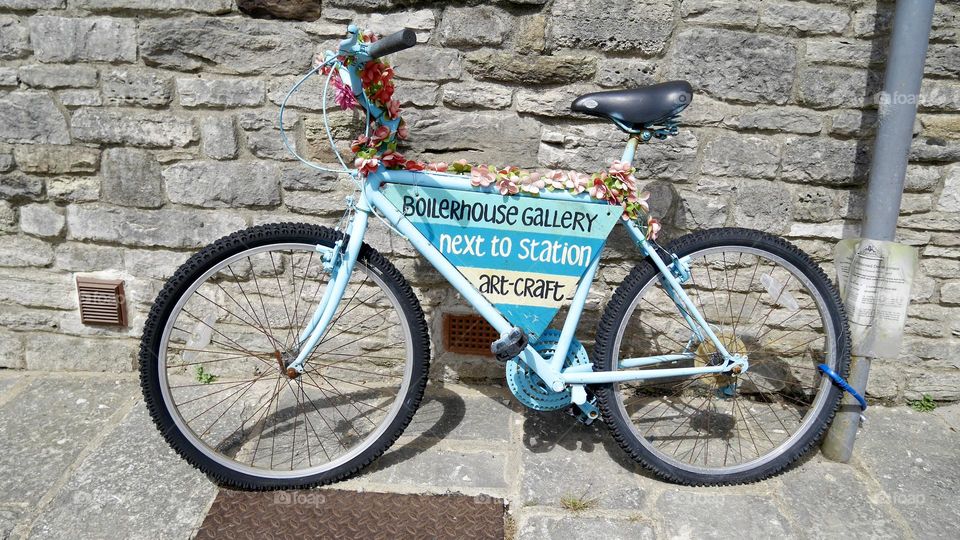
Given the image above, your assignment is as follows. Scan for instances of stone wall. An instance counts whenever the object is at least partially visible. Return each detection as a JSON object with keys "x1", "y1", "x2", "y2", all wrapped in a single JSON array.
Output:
[{"x1": 0, "y1": 0, "x2": 958, "y2": 402}]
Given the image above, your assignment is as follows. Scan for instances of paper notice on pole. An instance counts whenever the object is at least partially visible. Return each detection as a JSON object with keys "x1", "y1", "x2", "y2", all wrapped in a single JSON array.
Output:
[{"x1": 834, "y1": 238, "x2": 918, "y2": 359}]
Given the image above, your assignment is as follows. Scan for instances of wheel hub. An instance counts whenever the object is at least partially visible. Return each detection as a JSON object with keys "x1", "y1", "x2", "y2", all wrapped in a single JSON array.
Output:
[
  {"x1": 276, "y1": 350, "x2": 300, "y2": 379},
  {"x1": 694, "y1": 333, "x2": 747, "y2": 390}
]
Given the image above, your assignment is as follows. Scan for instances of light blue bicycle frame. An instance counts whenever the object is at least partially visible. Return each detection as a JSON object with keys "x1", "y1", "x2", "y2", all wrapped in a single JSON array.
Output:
[{"x1": 285, "y1": 27, "x2": 748, "y2": 402}]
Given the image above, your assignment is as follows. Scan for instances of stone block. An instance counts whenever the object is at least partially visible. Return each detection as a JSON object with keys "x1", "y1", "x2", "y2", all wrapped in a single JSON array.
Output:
[
  {"x1": 163, "y1": 160, "x2": 281, "y2": 208},
  {"x1": 0, "y1": 235, "x2": 54, "y2": 267},
  {"x1": 100, "y1": 148, "x2": 164, "y2": 208},
  {"x1": 177, "y1": 77, "x2": 265, "y2": 108},
  {"x1": 19, "y1": 204, "x2": 65, "y2": 238},
  {"x1": 123, "y1": 249, "x2": 187, "y2": 280},
  {"x1": 0, "y1": 0, "x2": 64, "y2": 6},
  {"x1": 438, "y1": 6, "x2": 511, "y2": 47},
  {"x1": 13, "y1": 145, "x2": 100, "y2": 175},
  {"x1": 919, "y1": 80, "x2": 960, "y2": 112},
  {"x1": 794, "y1": 186, "x2": 848, "y2": 223},
  {"x1": 237, "y1": 0, "x2": 320, "y2": 20},
  {"x1": 442, "y1": 82, "x2": 512, "y2": 110},
  {"x1": 0, "y1": 269, "x2": 77, "y2": 309},
  {"x1": 798, "y1": 65, "x2": 879, "y2": 109},
  {"x1": 29, "y1": 16, "x2": 136, "y2": 63},
  {"x1": 0, "y1": 67, "x2": 17, "y2": 86},
  {"x1": 47, "y1": 176, "x2": 100, "y2": 203},
  {"x1": 0, "y1": 153, "x2": 12, "y2": 173},
  {"x1": 550, "y1": 0, "x2": 673, "y2": 54},
  {"x1": 925, "y1": 43, "x2": 960, "y2": 78},
  {"x1": 200, "y1": 116, "x2": 239, "y2": 160},
  {"x1": 727, "y1": 106, "x2": 822, "y2": 134},
  {"x1": 246, "y1": 128, "x2": 297, "y2": 161},
  {"x1": 401, "y1": 109, "x2": 540, "y2": 167},
  {"x1": 937, "y1": 165, "x2": 960, "y2": 212},
  {"x1": 18, "y1": 64, "x2": 98, "y2": 89},
  {"x1": 516, "y1": 84, "x2": 601, "y2": 118},
  {"x1": 733, "y1": 180, "x2": 793, "y2": 233},
  {"x1": 762, "y1": 1, "x2": 851, "y2": 34},
  {"x1": 358, "y1": 446, "x2": 507, "y2": 491},
  {"x1": 54, "y1": 242, "x2": 124, "y2": 272},
  {"x1": 515, "y1": 14, "x2": 546, "y2": 54},
  {"x1": 0, "y1": 200, "x2": 14, "y2": 232},
  {"x1": 0, "y1": 329, "x2": 24, "y2": 369},
  {"x1": 139, "y1": 18, "x2": 312, "y2": 75},
  {"x1": 0, "y1": 173, "x2": 44, "y2": 201},
  {"x1": 0, "y1": 15, "x2": 30, "y2": 60},
  {"x1": 284, "y1": 189, "x2": 351, "y2": 217},
  {"x1": 58, "y1": 89, "x2": 102, "y2": 107},
  {"x1": 279, "y1": 166, "x2": 341, "y2": 191},
  {"x1": 465, "y1": 52, "x2": 595, "y2": 85},
  {"x1": 669, "y1": 28, "x2": 797, "y2": 104},
  {"x1": 680, "y1": 0, "x2": 760, "y2": 29},
  {"x1": 0, "y1": 91, "x2": 71, "y2": 145},
  {"x1": 74, "y1": 0, "x2": 232, "y2": 13},
  {"x1": 102, "y1": 68, "x2": 173, "y2": 107},
  {"x1": 702, "y1": 134, "x2": 780, "y2": 178},
  {"x1": 392, "y1": 46, "x2": 462, "y2": 81},
  {"x1": 805, "y1": 38, "x2": 882, "y2": 67},
  {"x1": 781, "y1": 136, "x2": 868, "y2": 185},
  {"x1": 677, "y1": 191, "x2": 728, "y2": 229},
  {"x1": 71, "y1": 108, "x2": 196, "y2": 148},
  {"x1": 595, "y1": 58, "x2": 657, "y2": 88},
  {"x1": 322, "y1": 8, "x2": 435, "y2": 42},
  {"x1": 394, "y1": 81, "x2": 439, "y2": 107},
  {"x1": 66, "y1": 204, "x2": 247, "y2": 248}
]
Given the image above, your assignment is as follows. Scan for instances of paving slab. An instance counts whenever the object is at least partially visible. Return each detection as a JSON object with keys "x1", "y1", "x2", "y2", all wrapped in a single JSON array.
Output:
[
  {"x1": 779, "y1": 458, "x2": 904, "y2": 539},
  {"x1": 0, "y1": 374, "x2": 24, "y2": 397},
  {"x1": 26, "y1": 402, "x2": 217, "y2": 540},
  {"x1": 518, "y1": 410, "x2": 649, "y2": 510},
  {"x1": 0, "y1": 506, "x2": 25, "y2": 540},
  {"x1": 353, "y1": 446, "x2": 509, "y2": 491},
  {"x1": 932, "y1": 403, "x2": 960, "y2": 431},
  {"x1": 855, "y1": 406, "x2": 960, "y2": 539},
  {"x1": 655, "y1": 490, "x2": 795, "y2": 539},
  {"x1": 404, "y1": 384, "x2": 514, "y2": 443},
  {"x1": 0, "y1": 376, "x2": 135, "y2": 505},
  {"x1": 517, "y1": 512, "x2": 656, "y2": 540}
]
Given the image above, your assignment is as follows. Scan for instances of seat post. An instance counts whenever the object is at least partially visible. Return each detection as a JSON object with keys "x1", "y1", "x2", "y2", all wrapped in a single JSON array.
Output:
[{"x1": 620, "y1": 135, "x2": 641, "y2": 164}]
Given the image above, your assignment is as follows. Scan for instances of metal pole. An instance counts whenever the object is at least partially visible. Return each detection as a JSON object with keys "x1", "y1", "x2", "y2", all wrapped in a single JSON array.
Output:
[{"x1": 822, "y1": 0, "x2": 935, "y2": 462}]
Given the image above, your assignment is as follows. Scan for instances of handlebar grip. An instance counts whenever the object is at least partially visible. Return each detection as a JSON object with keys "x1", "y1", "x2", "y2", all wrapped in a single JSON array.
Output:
[{"x1": 366, "y1": 28, "x2": 417, "y2": 59}]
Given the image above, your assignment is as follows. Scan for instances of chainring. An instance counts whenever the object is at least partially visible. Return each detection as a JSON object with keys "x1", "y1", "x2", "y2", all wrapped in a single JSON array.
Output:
[{"x1": 505, "y1": 329, "x2": 590, "y2": 411}]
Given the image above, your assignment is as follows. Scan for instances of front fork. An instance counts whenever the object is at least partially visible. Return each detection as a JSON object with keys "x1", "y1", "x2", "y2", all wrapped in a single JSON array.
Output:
[{"x1": 284, "y1": 198, "x2": 371, "y2": 376}]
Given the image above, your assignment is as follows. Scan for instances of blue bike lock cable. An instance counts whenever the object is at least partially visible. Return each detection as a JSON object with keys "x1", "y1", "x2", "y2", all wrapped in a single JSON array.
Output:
[{"x1": 817, "y1": 363, "x2": 867, "y2": 412}]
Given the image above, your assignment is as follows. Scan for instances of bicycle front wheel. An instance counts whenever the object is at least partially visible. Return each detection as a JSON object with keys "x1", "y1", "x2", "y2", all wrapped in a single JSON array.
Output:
[
  {"x1": 595, "y1": 228, "x2": 850, "y2": 485},
  {"x1": 139, "y1": 223, "x2": 430, "y2": 489}
]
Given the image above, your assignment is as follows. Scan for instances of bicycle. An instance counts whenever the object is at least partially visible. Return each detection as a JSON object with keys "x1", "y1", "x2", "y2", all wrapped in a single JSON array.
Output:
[{"x1": 139, "y1": 26, "x2": 851, "y2": 489}]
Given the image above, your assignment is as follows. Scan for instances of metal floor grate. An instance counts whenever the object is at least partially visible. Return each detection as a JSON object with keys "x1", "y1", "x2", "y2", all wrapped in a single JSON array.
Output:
[{"x1": 195, "y1": 489, "x2": 505, "y2": 540}]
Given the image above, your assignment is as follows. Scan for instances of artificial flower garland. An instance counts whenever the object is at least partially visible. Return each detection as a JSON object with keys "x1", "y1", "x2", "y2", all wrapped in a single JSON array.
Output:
[{"x1": 318, "y1": 30, "x2": 660, "y2": 240}]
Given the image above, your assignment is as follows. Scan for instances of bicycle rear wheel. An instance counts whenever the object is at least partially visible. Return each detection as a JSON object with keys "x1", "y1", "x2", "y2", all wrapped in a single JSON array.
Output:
[
  {"x1": 594, "y1": 228, "x2": 850, "y2": 485},
  {"x1": 139, "y1": 223, "x2": 430, "y2": 489}
]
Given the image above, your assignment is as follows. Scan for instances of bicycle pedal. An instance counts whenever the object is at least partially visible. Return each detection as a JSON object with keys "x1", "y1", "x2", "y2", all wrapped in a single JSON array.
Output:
[{"x1": 491, "y1": 326, "x2": 528, "y2": 362}]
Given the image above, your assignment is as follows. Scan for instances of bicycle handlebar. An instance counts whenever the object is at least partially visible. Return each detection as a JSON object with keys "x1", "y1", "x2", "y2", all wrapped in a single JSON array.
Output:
[{"x1": 366, "y1": 28, "x2": 417, "y2": 59}]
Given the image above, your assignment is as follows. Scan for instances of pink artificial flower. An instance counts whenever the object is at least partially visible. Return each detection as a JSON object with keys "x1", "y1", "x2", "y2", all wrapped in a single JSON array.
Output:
[
  {"x1": 470, "y1": 166, "x2": 496, "y2": 187},
  {"x1": 426, "y1": 162, "x2": 448, "y2": 172},
  {"x1": 646, "y1": 216, "x2": 661, "y2": 240},
  {"x1": 520, "y1": 172, "x2": 546, "y2": 194},
  {"x1": 404, "y1": 160, "x2": 425, "y2": 171},
  {"x1": 497, "y1": 177, "x2": 519, "y2": 195},
  {"x1": 370, "y1": 124, "x2": 392, "y2": 146},
  {"x1": 362, "y1": 30, "x2": 379, "y2": 43},
  {"x1": 331, "y1": 76, "x2": 358, "y2": 110},
  {"x1": 589, "y1": 176, "x2": 608, "y2": 200},
  {"x1": 350, "y1": 135, "x2": 369, "y2": 154},
  {"x1": 610, "y1": 160, "x2": 632, "y2": 174},
  {"x1": 569, "y1": 172, "x2": 590, "y2": 194},
  {"x1": 637, "y1": 190, "x2": 651, "y2": 212},
  {"x1": 354, "y1": 157, "x2": 380, "y2": 176},
  {"x1": 397, "y1": 123, "x2": 409, "y2": 140},
  {"x1": 386, "y1": 99, "x2": 401, "y2": 118},
  {"x1": 545, "y1": 170, "x2": 568, "y2": 190},
  {"x1": 381, "y1": 151, "x2": 405, "y2": 169}
]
